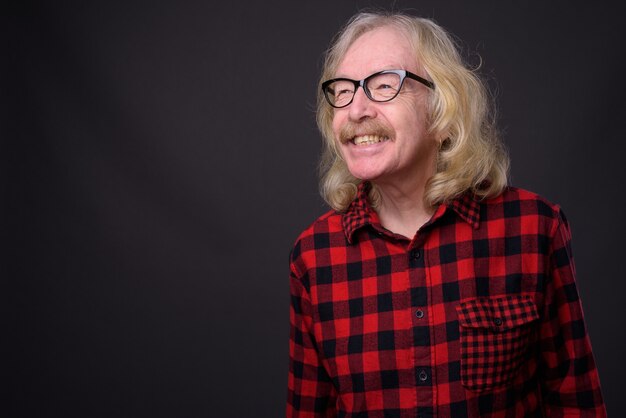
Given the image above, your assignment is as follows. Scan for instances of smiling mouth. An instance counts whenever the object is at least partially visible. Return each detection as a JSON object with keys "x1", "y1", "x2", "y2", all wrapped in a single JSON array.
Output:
[{"x1": 352, "y1": 135, "x2": 390, "y2": 145}]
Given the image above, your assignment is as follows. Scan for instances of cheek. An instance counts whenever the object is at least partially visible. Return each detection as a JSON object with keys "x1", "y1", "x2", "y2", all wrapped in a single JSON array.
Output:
[
  {"x1": 331, "y1": 110, "x2": 342, "y2": 129},
  {"x1": 331, "y1": 115, "x2": 344, "y2": 142},
  {"x1": 399, "y1": 105, "x2": 429, "y2": 134},
  {"x1": 398, "y1": 93, "x2": 428, "y2": 117}
]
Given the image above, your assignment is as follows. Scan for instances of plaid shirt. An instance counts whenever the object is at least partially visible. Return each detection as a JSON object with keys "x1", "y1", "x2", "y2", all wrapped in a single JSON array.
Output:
[{"x1": 287, "y1": 182, "x2": 605, "y2": 417}]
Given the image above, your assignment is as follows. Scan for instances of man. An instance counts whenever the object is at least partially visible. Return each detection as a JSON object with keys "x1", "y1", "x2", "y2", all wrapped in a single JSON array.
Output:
[{"x1": 287, "y1": 12, "x2": 605, "y2": 417}]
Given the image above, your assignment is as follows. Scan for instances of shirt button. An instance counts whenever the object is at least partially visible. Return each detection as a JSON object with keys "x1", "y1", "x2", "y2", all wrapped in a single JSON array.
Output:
[
  {"x1": 415, "y1": 309, "x2": 424, "y2": 319},
  {"x1": 494, "y1": 317, "x2": 503, "y2": 326},
  {"x1": 411, "y1": 249, "x2": 421, "y2": 260},
  {"x1": 418, "y1": 369, "x2": 429, "y2": 382}
]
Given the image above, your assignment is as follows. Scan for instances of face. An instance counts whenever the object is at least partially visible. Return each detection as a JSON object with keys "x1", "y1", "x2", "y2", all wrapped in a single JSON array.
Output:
[{"x1": 332, "y1": 26, "x2": 438, "y2": 187}]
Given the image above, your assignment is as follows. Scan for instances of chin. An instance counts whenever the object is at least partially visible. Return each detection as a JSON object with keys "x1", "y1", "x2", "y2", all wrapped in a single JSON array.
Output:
[{"x1": 347, "y1": 169, "x2": 384, "y2": 182}]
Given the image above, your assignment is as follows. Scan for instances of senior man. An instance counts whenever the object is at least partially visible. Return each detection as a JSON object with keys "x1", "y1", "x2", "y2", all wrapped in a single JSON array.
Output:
[{"x1": 287, "y1": 12, "x2": 605, "y2": 417}]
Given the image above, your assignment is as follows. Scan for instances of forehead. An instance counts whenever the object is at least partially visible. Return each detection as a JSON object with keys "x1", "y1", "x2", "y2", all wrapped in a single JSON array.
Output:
[{"x1": 336, "y1": 26, "x2": 418, "y2": 79}]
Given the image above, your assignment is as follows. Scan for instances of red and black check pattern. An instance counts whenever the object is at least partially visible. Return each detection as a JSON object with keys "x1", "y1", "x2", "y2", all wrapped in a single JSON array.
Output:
[
  {"x1": 287, "y1": 182, "x2": 605, "y2": 417},
  {"x1": 457, "y1": 295, "x2": 539, "y2": 392}
]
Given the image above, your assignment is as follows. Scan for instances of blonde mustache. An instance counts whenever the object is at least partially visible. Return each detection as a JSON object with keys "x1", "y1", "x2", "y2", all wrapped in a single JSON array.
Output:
[{"x1": 338, "y1": 120, "x2": 394, "y2": 143}]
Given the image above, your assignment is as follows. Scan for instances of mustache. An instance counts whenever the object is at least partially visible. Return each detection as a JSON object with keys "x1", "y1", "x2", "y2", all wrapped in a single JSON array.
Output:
[{"x1": 338, "y1": 120, "x2": 394, "y2": 143}]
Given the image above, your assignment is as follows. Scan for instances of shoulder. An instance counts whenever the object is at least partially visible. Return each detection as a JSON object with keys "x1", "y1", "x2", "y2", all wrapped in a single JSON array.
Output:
[
  {"x1": 483, "y1": 186, "x2": 562, "y2": 216},
  {"x1": 293, "y1": 209, "x2": 344, "y2": 243},
  {"x1": 480, "y1": 187, "x2": 566, "y2": 235},
  {"x1": 289, "y1": 209, "x2": 347, "y2": 277}
]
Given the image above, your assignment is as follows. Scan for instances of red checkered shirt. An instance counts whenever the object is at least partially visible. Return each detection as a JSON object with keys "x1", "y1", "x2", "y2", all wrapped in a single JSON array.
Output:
[{"x1": 287, "y1": 182, "x2": 605, "y2": 417}]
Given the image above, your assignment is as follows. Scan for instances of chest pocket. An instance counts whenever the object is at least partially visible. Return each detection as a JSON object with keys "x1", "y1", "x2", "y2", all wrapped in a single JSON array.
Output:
[{"x1": 456, "y1": 295, "x2": 539, "y2": 392}]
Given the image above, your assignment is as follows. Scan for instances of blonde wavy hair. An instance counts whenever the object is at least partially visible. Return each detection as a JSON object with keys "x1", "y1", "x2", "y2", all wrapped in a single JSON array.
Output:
[{"x1": 317, "y1": 12, "x2": 509, "y2": 211}]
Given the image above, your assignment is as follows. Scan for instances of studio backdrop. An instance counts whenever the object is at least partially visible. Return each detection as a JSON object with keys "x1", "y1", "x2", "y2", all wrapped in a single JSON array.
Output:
[{"x1": 4, "y1": 1, "x2": 624, "y2": 417}]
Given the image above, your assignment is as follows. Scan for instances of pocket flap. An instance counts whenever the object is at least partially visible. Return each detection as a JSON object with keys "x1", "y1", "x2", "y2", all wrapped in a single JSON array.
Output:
[{"x1": 457, "y1": 295, "x2": 539, "y2": 332}]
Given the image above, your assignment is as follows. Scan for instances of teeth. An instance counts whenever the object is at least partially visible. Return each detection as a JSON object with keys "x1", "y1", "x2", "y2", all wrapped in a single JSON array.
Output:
[{"x1": 353, "y1": 135, "x2": 387, "y2": 145}]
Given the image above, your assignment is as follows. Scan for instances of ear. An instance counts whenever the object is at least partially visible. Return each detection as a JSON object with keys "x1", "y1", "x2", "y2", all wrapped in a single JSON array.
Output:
[{"x1": 439, "y1": 137, "x2": 451, "y2": 150}]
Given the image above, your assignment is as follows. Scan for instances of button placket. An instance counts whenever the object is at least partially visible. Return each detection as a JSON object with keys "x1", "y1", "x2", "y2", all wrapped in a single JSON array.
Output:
[{"x1": 408, "y1": 248, "x2": 423, "y2": 269}]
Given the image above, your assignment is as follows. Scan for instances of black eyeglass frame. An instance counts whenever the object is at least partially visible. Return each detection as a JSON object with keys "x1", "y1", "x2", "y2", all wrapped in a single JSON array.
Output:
[{"x1": 321, "y1": 69, "x2": 435, "y2": 109}]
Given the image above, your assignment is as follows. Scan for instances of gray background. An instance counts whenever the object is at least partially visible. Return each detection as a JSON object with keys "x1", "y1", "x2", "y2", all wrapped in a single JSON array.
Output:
[{"x1": 4, "y1": 1, "x2": 624, "y2": 416}]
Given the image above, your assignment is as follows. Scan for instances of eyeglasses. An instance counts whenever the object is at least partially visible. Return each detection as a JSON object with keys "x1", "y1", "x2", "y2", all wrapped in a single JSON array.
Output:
[{"x1": 321, "y1": 69, "x2": 435, "y2": 108}]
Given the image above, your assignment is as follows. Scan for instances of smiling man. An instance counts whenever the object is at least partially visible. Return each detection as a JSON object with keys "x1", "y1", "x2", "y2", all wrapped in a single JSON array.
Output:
[{"x1": 287, "y1": 12, "x2": 605, "y2": 417}]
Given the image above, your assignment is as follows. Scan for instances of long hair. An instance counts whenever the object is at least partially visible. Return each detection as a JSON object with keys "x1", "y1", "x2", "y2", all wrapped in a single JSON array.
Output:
[{"x1": 317, "y1": 12, "x2": 509, "y2": 211}]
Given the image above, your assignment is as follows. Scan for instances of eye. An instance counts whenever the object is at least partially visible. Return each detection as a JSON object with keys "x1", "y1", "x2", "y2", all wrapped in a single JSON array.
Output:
[
  {"x1": 329, "y1": 81, "x2": 354, "y2": 100},
  {"x1": 336, "y1": 88, "x2": 354, "y2": 96},
  {"x1": 367, "y1": 73, "x2": 400, "y2": 101},
  {"x1": 375, "y1": 83, "x2": 394, "y2": 90}
]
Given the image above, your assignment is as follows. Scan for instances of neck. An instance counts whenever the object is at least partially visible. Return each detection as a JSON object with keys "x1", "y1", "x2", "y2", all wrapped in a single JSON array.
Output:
[
  {"x1": 373, "y1": 165, "x2": 436, "y2": 239},
  {"x1": 376, "y1": 185, "x2": 434, "y2": 239}
]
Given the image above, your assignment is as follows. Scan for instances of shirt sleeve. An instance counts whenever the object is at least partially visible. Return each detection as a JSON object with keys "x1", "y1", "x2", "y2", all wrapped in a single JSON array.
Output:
[
  {"x1": 539, "y1": 209, "x2": 606, "y2": 417},
  {"x1": 286, "y1": 266, "x2": 337, "y2": 417}
]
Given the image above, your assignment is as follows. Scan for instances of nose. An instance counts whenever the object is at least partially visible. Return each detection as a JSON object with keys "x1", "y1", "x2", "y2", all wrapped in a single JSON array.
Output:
[{"x1": 348, "y1": 86, "x2": 376, "y2": 121}]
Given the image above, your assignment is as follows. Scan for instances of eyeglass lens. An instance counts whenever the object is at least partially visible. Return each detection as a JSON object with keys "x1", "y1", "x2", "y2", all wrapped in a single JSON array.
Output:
[{"x1": 326, "y1": 72, "x2": 403, "y2": 107}]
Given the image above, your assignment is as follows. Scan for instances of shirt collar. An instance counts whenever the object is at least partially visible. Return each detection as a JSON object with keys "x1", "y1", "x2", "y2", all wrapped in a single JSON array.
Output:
[{"x1": 341, "y1": 182, "x2": 482, "y2": 243}]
